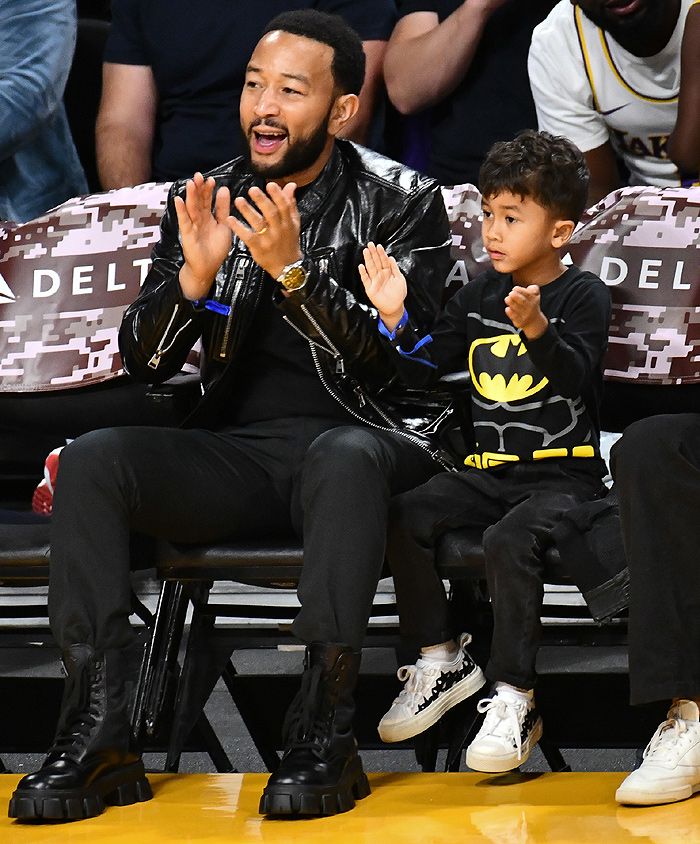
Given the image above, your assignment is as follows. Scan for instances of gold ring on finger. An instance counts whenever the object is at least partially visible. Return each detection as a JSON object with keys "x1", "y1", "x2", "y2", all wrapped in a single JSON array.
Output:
[{"x1": 256, "y1": 225, "x2": 268, "y2": 235}]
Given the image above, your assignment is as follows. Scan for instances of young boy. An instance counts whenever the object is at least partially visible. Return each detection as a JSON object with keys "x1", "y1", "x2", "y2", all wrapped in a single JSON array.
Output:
[{"x1": 359, "y1": 130, "x2": 612, "y2": 772}]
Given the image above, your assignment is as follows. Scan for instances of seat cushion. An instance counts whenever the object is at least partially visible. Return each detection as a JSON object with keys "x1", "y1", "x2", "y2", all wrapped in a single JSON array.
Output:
[
  {"x1": 0, "y1": 519, "x2": 51, "y2": 583},
  {"x1": 436, "y1": 528, "x2": 568, "y2": 582},
  {"x1": 156, "y1": 538, "x2": 304, "y2": 587}
]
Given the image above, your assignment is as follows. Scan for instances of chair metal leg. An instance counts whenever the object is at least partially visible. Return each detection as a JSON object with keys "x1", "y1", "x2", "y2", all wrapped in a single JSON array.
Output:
[
  {"x1": 132, "y1": 579, "x2": 189, "y2": 745},
  {"x1": 413, "y1": 722, "x2": 440, "y2": 773},
  {"x1": 221, "y1": 660, "x2": 281, "y2": 773},
  {"x1": 445, "y1": 707, "x2": 481, "y2": 772},
  {"x1": 131, "y1": 590, "x2": 155, "y2": 628},
  {"x1": 163, "y1": 586, "x2": 237, "y2": 770},
  {"x1": 164, "y1": 712, "x2": 235, "y2": 774},
  {"x1": 538, "y1": 735, "x2": 571, "y2": 772}
]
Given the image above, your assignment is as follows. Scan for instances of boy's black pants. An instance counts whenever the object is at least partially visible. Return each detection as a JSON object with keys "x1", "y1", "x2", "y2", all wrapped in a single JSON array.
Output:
[
  {"x1": 48, "y1": 418, "x2": 441, "y2": 653},
  {"x1": 387, "y1": 460, "x2": 603, "y2": 690},
  {"x1": 611, "y1": 413, "x2": 700, "y2": 706}
]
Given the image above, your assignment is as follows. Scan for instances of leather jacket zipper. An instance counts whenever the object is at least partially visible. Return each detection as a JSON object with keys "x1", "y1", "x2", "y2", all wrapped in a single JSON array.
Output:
[
  {"x1": 285, "y1": 305, "x2": 449, "y2": 467},
  {"x1": 307, "y1": 342, "x2": 449, "y2": 468},
  {"x1": 219, "y1": 257, "x2": 250, "y2": 359},
  {"x1": 282, "y1": 314, "x2": 337, "y2": 356},
  {"x1": 299, "y1": 304, "x2": 342, "y2": 358},
  {"x1": 298, "y1": 304, "x2": 449, "y2": 454},
  {"x1": 148, "y1": 304, "x2": 192, "y2": 369}
]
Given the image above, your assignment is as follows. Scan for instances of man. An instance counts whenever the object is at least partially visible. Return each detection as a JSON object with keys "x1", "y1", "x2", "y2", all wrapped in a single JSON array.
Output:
[
  {"x1": 96, "y1": 0, "x2": 396, "y2": 188},
  {"x1": 8, "y1": 10, "x2": 451, "y2": 822},
  {"x1": 528, "y1": 0, "x2": 700, "y2": 206},
  {"x1": 384, "y1": 0, "x2": 556, "y2": 187},
  {"x1": 611, "y1": 414, "x2": 700, "y2": 806},
  {"x1": 0, "y1": 0, "x2": 87, "y2": 222}
]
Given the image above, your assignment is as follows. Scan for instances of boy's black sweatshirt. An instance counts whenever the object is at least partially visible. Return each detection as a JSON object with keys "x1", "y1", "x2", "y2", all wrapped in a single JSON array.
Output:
[{"x1": 384, "y1": 265, "x2": 612, "y2": 469}]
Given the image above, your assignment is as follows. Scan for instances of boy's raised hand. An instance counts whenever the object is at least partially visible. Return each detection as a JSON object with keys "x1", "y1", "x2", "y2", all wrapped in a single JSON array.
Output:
[
  {"x1": 505, "y1": 285, "x2": 548, "y2": 340},
  {"x1": 359, "y1": 243, "x2": 407, "y2": 332}
]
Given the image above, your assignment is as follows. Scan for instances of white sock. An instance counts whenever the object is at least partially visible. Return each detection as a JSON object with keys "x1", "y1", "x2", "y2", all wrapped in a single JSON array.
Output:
[
  {"x1": 420, "y1": 640, "x2": 459, "y2": 663},
  {"x1": 494, "y1": 681, "x2": 534, "y2": 704}
]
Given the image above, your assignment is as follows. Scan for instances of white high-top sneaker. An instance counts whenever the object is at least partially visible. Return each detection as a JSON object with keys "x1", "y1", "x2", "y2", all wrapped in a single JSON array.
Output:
[
  {"x1": 377, "y1": 633, "x2": 485, "y2": 743},
  {"x1": 616, "y1": 700, "x2": 700, "y2": 806}
]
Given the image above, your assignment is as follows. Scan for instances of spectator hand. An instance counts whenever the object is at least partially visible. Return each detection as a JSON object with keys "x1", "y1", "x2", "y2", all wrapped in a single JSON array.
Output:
[
  {"x1": 358, "y1": 243, "x2": 407, "y2": 332},
  {"x1": 229, "y1": 183, "x2": 302, "y2": 280},
  {"x1": 174, "y1": 172, "x2": 237, "y2": 301},
  {"x1": 505, "y1": 285, "x2": 548, "y2": 340}
]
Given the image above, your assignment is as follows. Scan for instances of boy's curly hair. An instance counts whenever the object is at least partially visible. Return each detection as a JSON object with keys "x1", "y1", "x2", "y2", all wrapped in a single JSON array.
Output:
[{"x1": 479, "y1": 130, "x2": 590, "y2": 222}]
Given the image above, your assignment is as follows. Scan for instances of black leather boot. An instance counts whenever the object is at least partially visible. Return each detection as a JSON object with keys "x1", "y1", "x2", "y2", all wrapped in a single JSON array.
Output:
[
  {"x1": 8, "y1": 643, "x2": 152, "y2": 821},
  {"x1": 259, "y1": 642, "x2": 370, "y2": 816}
]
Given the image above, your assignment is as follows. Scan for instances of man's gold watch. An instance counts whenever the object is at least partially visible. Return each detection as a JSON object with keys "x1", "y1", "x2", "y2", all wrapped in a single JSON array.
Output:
[{"x1": 276, "y1": 259, "x2": 307, "y2": 291}]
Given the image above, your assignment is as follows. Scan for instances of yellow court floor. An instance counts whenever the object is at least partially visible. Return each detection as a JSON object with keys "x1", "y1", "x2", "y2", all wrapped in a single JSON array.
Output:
[{"x1": 1, "y1": 772, "x2": 699, "y2": 843}]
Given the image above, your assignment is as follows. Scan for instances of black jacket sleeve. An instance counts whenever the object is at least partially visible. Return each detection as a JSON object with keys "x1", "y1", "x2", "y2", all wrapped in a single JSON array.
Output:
[
  {"x1": 118, "y1": 181, "x2": 206, "y2": 383},
  {"x1": 376, "y1": 278, "x2": 478, "y2": 388},
  {"x1": 275, "y1": 183, "x2": 451, "y2": 388},
  {"x1": 522, "y1": 274, "x2": 611, "y2": 398}
]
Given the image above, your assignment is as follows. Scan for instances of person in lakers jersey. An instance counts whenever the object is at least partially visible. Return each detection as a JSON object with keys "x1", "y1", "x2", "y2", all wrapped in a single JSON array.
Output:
[
  {"x1": 528, "y1": 0, "x2": 700, "y2": 204},
  {"x1": 358, "y1": 130, "x2": 611, "y2": 772}
]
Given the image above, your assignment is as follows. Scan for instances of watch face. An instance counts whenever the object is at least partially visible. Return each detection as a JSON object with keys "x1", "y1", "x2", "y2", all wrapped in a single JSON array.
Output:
[{"x1": 282, "y1": 266, "x2": 307, "y2": 290}]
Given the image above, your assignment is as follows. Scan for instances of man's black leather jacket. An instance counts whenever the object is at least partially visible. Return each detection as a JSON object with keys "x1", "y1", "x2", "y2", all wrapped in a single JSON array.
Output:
[{"x1": 119, "y1": 140, "x2": 455, "y2": 465}]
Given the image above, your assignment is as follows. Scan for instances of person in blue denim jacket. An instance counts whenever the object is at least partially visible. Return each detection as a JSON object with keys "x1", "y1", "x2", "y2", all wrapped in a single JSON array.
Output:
[{"x1": 0, "y1": 0, "x2": 88, "y2": 223}]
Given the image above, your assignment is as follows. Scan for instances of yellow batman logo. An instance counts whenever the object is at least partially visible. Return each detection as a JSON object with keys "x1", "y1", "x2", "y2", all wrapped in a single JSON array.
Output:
[{"x1": 469, "y1": 334, "x2": 548, "y2": 402}]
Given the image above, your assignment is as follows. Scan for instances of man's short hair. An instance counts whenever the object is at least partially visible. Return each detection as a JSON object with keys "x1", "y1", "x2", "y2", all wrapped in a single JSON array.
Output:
[
  {"x1": 262, "y1": 10, "x2": 366, "y2": 96},
  {"x1": 479, "y1": 130, "x2": 590, "y2": 222}
]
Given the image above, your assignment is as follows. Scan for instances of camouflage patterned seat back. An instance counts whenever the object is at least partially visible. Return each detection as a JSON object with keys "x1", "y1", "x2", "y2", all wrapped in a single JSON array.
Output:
[
  {"x1": 442, "y1": 183, "x2": 700, "y2": 388},
  {"x1": 0, "y1": 183, "x2": 173, "y2": 393},
  {"x1": 0, "y1": 182, "x2": 697, "y2": 395}
]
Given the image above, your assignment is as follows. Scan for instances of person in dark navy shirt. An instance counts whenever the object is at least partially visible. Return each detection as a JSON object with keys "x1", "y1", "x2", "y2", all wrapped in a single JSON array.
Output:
[
  {"x1": 96, "y1": 0, "x2": 396, "y2": 187},
  {"x1": 385, "y1": 0, "x2": 556, "y2": 186}
]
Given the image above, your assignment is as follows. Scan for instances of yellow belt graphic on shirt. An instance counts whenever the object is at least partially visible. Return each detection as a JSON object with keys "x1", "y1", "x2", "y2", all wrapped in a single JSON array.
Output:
[
  {"x1": 465, "y1": 446, "x2": 596, "y2": 470},
  {"x1": 469, "y1": 334, "x2": 549, "y2": 403}
]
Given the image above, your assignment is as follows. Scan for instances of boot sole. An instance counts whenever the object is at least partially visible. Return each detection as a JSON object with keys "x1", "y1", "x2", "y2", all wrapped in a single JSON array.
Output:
[
  {"x1": 466, "y1": 717, "x2": 543, "y2": 773},
  {"x1": 8, "y1": 761, "x2": 153, "y2": 821},
  {"x1": 378, "y1": 665, "x2": 486, "y2": 743},
  {"x1": 259, "y1": 756, "x2": 371, "y2": 817}
]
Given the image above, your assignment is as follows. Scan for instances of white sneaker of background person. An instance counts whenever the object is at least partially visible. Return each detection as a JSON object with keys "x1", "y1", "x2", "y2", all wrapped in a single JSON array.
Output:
[
  {"x1": 466, "y1": 682, "x2": 543, "y2": 773},
  {"x1": 377, "y1": 633, "x2": 485, "y2": 743},
  {"x1": 616, "y1": 700, "x2": 700, "y2": 806}
]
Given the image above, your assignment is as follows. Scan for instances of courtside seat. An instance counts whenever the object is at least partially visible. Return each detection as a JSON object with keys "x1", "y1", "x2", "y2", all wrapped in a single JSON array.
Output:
[
  {"x1": 156, "y1": 538, "x2": 305, "y2": 589},
  {"x1": 437, "y1": 529, "x2": 561, "y2": 580},
  {"x1": 137, "y1": 524, "x2": 588, "y2": 775},
  {"x1": 0, "y1": 520, "x2": 50, "y2": 772},
  {"x1": 0, "y1": 521, "x2": 50, "y2": 586}
]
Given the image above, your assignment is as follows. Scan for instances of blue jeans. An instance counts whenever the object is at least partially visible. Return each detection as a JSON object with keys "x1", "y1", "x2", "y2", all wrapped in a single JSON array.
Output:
[{"x1": 0, "y1": 0, "x2": 88, "y2": 222}]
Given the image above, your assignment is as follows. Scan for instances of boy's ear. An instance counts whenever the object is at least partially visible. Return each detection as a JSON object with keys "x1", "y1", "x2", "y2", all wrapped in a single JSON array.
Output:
[{"x1": 551, "y1": 219, "x2": 576, "y2": 249}]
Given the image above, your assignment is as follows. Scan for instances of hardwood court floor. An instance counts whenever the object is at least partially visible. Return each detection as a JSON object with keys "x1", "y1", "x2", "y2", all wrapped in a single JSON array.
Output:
[{"x1": 1, "y1": 772, "x2": 698, "y2": 843}]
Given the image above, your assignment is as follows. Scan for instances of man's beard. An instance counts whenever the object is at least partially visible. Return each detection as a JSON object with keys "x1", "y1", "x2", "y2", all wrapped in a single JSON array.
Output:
[
  {"x1": 580, "y1": 1, "x2": 665, "y2": 42},
  {"x1": 241, "y1": 108, "x2": 332, "y2": 181}
]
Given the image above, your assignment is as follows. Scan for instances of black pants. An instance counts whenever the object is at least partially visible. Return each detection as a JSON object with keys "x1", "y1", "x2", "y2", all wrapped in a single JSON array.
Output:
[
  {"x1": 387, "y1": 461, "x2": 603, "y2": 690},
  {"x1": 49, "y1": 418, "x2": 441, "y2": 652},
  {"x1": 611, "y1": 414, "x2": 700, "y2": 706}
]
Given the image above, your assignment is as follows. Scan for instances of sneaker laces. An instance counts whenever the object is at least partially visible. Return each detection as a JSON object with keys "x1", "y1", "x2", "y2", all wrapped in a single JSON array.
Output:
[
  {"x1": 643, "y1": 716, "x2": 690, "y2": 763},
  {"x1": 393, "y1": 661, "x2": 445, "y2": 711},
  {"x1": 476, "y1": 694, "x2": 530, "y2": 762}
]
